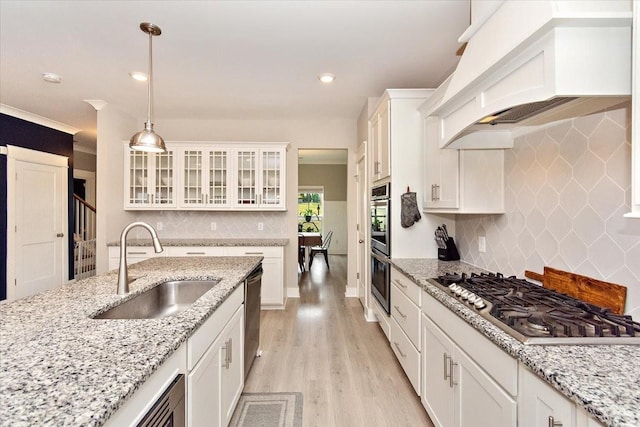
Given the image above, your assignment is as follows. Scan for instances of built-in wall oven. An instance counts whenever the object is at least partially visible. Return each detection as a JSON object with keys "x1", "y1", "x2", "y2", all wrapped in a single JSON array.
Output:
[
  {"x1": 371, "y1": 183, "x2": 391, "y2": 314},
  {"x1": 371, "y1": 248, "x2": 391, "y2": 314},
  {"x1": 370, "y1": 183, "x2": 390, "y2": 255}
]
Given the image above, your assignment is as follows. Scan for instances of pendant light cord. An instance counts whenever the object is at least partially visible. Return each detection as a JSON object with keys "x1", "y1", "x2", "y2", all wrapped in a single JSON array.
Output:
[{"x1": 147, "y1": 30, "x2": 153, "y2": 128}]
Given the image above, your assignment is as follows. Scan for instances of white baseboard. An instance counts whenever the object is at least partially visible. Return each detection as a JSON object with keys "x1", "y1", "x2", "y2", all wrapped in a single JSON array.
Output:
[
  {"x1": 364, "y1": 307, "x2": 377, "y2": 322},
  {"x1": 286, "y1": 287, "x2": 300, "y2": 298},
  {"x1": 344, "y1": 286, "x2": 357, "y2": 298}
]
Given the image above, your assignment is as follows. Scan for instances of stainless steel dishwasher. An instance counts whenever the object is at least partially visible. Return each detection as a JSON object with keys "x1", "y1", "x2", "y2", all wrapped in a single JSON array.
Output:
[{"x1": 244, "y1": 265, "x2": 263, "y2": 379}]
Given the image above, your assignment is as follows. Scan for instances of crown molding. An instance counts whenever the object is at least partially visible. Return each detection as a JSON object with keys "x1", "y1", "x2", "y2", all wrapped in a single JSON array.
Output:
[{"x1": 0, "y1": 104, "x2": 80, "y2": 135}]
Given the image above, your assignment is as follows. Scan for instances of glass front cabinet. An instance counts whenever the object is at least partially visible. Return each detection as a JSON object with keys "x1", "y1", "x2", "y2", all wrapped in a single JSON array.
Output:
[
  {"x1": 179, "y1": 147, "x2": 230, "y2": 208},
  {"x1": 124, "y1": 141, "x2": 287, "y2": 211},
  {"x1": 233, "y1": 146, "x2": 286, "y2": 209},
  {"x1": 124, "y1": 145, "x2": 177, "y2": 209}
]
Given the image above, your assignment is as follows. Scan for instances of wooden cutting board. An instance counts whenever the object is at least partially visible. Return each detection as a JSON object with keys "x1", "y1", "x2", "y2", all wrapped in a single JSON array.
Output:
[{"x1": 524, "y1": 266, "x2": 627, "y2": 315}]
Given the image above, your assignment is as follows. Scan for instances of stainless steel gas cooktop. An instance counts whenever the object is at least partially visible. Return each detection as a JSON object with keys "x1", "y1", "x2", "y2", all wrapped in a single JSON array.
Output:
[{"x1": 429, "y1": 272, "x2": 640, "y2": 345}]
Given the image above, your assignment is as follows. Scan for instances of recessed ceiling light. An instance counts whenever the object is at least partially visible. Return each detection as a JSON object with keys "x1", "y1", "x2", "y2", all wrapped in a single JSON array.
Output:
[
  {"x1": 42, "y1": 72, "x2": 62, "y2": 83},
  {"x1": 318, "y1": 73, "x2": 336, "y2": 84},
  {"x1": 129, "y1": 71, "x2": 148, "y2": 81}
]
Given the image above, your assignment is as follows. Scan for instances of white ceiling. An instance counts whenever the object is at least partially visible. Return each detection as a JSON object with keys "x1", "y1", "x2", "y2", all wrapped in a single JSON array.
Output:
[{"x1": 0, "y1": 1, "x2": 470, "y2": 148}]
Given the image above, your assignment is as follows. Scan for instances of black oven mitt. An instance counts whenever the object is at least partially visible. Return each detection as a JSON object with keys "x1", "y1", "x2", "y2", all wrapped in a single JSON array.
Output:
[{"x1": 401, "y1": 191, "x2": 421, "y2": 228}]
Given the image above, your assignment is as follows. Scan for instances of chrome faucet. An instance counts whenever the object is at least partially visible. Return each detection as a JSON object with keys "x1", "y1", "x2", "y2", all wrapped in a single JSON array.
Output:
[{"x1": 117, "y1": 221, "x2": 163, "y2": 295}]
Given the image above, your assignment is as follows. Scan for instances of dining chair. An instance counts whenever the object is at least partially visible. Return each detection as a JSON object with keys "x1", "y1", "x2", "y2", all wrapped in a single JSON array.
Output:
[{"x1": 309, "y1": 230, "x2": 333, "y2": 269}]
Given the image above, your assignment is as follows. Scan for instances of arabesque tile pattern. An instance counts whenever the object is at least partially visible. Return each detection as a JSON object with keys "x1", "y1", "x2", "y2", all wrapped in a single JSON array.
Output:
[{"x1": 456, "y1": 104, "x2": 640, "y2": 317}]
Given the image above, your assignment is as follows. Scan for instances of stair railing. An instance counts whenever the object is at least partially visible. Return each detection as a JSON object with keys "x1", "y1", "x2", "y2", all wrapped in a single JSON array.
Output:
[{"x1": 73, "y1": 195, "x2": 97, "y2": 279}]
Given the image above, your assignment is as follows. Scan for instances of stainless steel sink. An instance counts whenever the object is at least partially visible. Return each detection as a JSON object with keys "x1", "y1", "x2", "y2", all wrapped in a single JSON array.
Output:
[{"x1": 94, "y1": 280, "x2": 219, "y2": 319}]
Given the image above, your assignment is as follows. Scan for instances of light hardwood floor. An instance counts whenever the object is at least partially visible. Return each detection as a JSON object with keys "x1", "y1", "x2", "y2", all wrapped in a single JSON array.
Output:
[{"x1": 244, "y1": 255, "x2": 434, "y2": 427}]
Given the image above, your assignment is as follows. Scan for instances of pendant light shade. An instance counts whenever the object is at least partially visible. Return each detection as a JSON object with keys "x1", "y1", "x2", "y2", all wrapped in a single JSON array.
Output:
[{"x1": 130, "y1": 22, "x2": 166, "y2": 153}]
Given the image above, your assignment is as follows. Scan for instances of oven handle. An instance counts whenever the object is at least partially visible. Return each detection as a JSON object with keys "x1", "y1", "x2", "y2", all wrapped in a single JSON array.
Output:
[{"x1": 371, "y1": 251, "x2": 390, "y2": 264}]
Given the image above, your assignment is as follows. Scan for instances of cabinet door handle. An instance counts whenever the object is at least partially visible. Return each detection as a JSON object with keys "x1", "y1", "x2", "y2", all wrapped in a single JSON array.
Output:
[
  {"x1": 56, "y1": 233, "x2": 65, "y2": 238},
  {"x1": 449, "y1": 359, "x2": 458, "y2": 388},
  {"x1": 228, "y1": 338, "x2": 233, "y2": 364},
  {"x1": 393, "y1": 341, "x2": 406, "y2": 358},
  {"x1": 431, "y1": 184, "x2": 436, "y2": 201},
  {"x1": 548, "y1": 416, "x2": 562, "y2": 427},
  {"x1": 393, "y1": 305, "x2": 407, "y2": 319},
  {"x1": 443, "y1": 353, "x2": 449, "y2": 381},
  {"x1": 222, "y1": 338, "x2": 232, "y2": 369}
]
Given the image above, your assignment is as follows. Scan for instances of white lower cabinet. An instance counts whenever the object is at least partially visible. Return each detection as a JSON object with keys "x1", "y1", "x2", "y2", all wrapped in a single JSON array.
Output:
[
  {"x1": 189, "y1": 305, "x2": 244, "y2": 427},
  {"x1": 519, "y1": 365, "x2": 576, "y2": 427},
  {"x1": 389, "y1": 267, "x2": 422, "y2": 395},
  {"x1": 187, "y1": 285, "x2": 244, "y2": 427},
  {"x1": 421, "y1": 314, "x2": 455, "y2": 427},
  {"x1": 225, "y1": 246, "x2": 284, "y2": 309},
  {"x1": 421, "y1": 314, "x2": 516, "y2": 427}
]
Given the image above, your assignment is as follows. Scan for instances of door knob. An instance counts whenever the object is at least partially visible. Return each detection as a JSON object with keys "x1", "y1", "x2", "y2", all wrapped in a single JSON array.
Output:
[
  {"x1": 359, "y1": 239, "x2": 364, "y2": 243},
  {"x1": 56, "y1": 233, "x2": 64, "y2": 238}
]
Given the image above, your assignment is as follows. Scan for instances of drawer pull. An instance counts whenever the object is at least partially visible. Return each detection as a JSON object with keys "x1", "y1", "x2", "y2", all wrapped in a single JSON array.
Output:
[
  {"x1": 244, "y1": 252, "x2": 264, "y2": 255},
  {"x1": 186, "y1": 252, "x2": 206, "y2": 255},
  {"x1": 548, "y1": 417, "x2": 562, "y2": 427},
  {"x1": 393, "y1": 341, "x2": 406, "y2": 358},
  {"x1": 393, "y1": 279, "x2": 407, "y2": 289},
  {"x1": 127, "y1": 251, "x2": 147, "y2": 255},
  {"x1": 393, "y1": 305, "x2": 407, "y2": 319}
]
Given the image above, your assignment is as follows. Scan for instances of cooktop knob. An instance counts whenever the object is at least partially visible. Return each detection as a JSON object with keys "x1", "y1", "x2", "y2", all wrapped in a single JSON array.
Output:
[
  {"x1": 448, "y1": 284, "x2": 458, "y2": 293},
  {"x1": 460, "y1": 290, "x2": 470, "y2": 299},
  {"x1": 467, "y1": 295, "x2": 478, "y2": 304},
  {"x1": 474, "y1": 299, "x2": 486, "y2": 310},
  {"x1": 455, "y1": 288, "x2": 464, "y2": 297}
]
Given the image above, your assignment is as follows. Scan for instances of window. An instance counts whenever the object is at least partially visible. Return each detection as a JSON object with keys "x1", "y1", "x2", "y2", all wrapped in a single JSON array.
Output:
[{"x1": 298, "y1": 187, "x2": 323, "y2": 233}]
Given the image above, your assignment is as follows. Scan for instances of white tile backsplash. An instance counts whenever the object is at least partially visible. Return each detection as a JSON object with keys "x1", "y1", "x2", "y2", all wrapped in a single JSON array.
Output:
[
  {"x1": 456, "y1": 104, "x2": 640, "y2": 317},
  {"x1": 131, "y1": 210, "x2": 288, "y2": 239}
]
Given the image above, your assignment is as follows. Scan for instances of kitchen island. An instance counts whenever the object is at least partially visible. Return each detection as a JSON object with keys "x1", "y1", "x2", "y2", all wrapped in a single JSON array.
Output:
[
  {"x1": 0, "y1": 256, "x2": 261, "y2": 426},
  {"x1": 391, "y1": 258, "x2": 640, "y2": 427}
]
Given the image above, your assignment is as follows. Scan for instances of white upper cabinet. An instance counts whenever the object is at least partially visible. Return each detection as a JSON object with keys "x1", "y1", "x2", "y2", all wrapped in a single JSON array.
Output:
[
  {"x1": 179, "y1": 146, "x2": 230, "y2": 209},
  {"x1": 422, "y1": 116, "x2": 505, "y2": 214},
  {"x1": 232, "y1": 145, "x2": 286, "y2": 209},
  {"x1": 371, "y1": 99, "x2": 391, "y2": 182},
  {"x1": 124, "y1": 145, "x2": 177, "y2": 209},
  {"x1": 124, "y1": 142, "x2": 288, "y2": 211}
]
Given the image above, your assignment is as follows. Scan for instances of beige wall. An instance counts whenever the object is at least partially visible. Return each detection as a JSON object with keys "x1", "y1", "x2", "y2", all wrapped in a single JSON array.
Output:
[
  {"x1": 298, "y1": 164, "x2": 347, "y2": 201},
  {"x1": 95, "y1": 104, "x2": 137, "y2": 273},
  {"x1": 74, "y1": 151, "x2": 96, "y2": 172},
  {"x1": 456, "y1": 104, "x2": 640, "y2": 319}
]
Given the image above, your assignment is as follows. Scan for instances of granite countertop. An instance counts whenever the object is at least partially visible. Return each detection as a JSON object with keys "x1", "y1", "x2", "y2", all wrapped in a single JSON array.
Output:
[
  {"x1": 0, "y1": 256, "x2": 262, "y2": 427},
  {"x1": 391, "y1": 258, "x2": 640, "y2": 427},
  {"x1": 107, "y1": 238, "x2": 289, "y2": 247}
]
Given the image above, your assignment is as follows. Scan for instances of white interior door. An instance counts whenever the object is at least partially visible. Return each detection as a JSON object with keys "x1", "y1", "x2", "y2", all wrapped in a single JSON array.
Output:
[
  {"x1": 356, "y1": 146, "x2": 368, "y2": 308},
  {"x1": 7, "y1": 146, "x2": 68, "y2": 300}
]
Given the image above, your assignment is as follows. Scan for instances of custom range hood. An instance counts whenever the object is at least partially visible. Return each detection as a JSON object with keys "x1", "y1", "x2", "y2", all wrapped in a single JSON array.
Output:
[{"x1": 430, "y1": 0, "x2": 633, "y2": 149}]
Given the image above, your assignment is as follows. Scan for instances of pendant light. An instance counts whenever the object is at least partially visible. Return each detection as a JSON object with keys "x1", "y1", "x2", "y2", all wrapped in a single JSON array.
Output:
[{"x1": 129, "y1": 22, "x2": 166, "y2": 153}]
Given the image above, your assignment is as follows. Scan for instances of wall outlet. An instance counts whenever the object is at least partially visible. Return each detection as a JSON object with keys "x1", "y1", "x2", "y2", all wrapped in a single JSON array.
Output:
[
  {"x1": 478, "y1": 236, "x2": 486, "y2": 253},
  {"x1": 156, "y1": 222, "x2": 163, "y2": 231},
  {"x1": 210, "y1": 222, "x2": 216, "y2": 231},
  {"x1": 258, "y1": 222, "x2": 264, "y2": 231}
]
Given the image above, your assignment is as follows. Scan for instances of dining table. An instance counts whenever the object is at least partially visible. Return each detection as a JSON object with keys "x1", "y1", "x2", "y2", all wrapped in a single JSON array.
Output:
[{"x1": 298, "y1": 232, "x2": 322, "y2": 270}]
